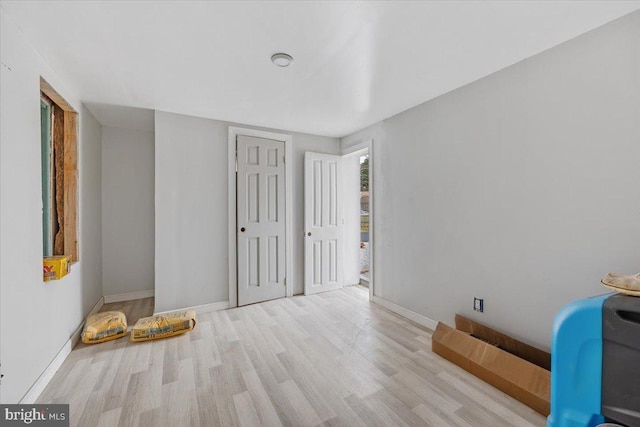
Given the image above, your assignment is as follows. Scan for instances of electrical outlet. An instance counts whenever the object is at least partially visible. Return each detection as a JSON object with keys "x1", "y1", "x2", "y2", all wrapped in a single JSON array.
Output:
[{"x1": 473, "y1": 297, "x2": 484, "y2": 312}]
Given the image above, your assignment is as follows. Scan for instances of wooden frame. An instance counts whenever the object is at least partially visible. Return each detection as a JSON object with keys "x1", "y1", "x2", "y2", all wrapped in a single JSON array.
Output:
[{"x1": 40, "y1": 77, "x2": 79, "y2": 262}]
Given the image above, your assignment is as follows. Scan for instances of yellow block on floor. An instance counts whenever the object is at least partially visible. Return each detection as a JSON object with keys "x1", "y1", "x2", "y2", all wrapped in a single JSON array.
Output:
[
  {"x1": 81, "y1": 311, "x2": 127, "y2": 344},
  {"x1": 130, "y1": 310, "x2": 196, "y2": 342}
]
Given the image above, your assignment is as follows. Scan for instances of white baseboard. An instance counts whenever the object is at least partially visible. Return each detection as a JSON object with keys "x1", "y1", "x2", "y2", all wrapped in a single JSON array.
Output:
[
  {"x1": 20, "y1": 296, "x2": 104, "y2": 404},
  {"x1": 154, "y1": 300, "x2": 230, "y2": 316},
  {"x1": 372, "y1": 296, "x2": 438, "y2": 331},
  {"x1": 104, "y1": 289, "x2": 154, "y2": 304}
]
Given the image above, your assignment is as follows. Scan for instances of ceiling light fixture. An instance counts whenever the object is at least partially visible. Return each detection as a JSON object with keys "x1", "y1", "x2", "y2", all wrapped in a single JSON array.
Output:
[{"x1": 271, "y1": 53, "x2": 293, "y2": 67}]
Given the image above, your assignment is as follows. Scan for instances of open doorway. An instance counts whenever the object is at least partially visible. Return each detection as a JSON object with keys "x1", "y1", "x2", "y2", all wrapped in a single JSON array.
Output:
[
  {"x1": 341, "y1": 140, "x2": 373, "y2": 300},
  {"x1": 359, "y1": 154, "x2": 370, "y2": 288}
]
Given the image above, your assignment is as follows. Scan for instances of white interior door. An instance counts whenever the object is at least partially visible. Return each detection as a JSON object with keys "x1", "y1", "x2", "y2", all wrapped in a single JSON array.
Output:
[
  {"x1": 237, "y1": 135, "x2": 286, "y2": 306},
  {"x1": 304, "y1": 152, "x2": 343, "y2": 295}
]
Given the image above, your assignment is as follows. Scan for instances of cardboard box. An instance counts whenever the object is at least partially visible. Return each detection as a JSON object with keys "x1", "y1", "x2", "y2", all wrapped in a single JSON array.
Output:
[
  {"x1": 432, "y1": 321, "x2": 550, "y2": 415},
  {"x1": 43, "y1": 255, "x2": 71, "y2": 281},
  {"x1": 455, "y1": 314, "x2": 551, "y2": 370}
]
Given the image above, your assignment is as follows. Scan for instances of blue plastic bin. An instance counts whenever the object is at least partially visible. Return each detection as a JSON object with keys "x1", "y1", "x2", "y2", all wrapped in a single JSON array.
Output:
[{"x1": 547, "y1": 294, "x2": 611, "y2": 427}]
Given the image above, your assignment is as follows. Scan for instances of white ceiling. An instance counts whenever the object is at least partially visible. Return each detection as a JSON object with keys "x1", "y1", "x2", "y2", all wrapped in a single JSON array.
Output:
[{"x1": 2, "y1": 1, "x2": 639, "y2": 137}]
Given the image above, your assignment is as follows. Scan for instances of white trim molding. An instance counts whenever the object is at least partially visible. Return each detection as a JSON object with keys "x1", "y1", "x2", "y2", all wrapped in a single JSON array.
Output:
[
  {"x1": 372, "y1": 296, "x2": 438, "y2": 331},
  {"x1": 154, "y1": 300, "x2": 230, "y2": 316},
  {"x1": 228, "y1": 126, "x2": 294, "y2": 307},
  {"x1": 20, "y1": 296, "x2": 104, "y2": 404},
  {"x1": 103, "y1": 289, "x2": 154, "y2": 304}
]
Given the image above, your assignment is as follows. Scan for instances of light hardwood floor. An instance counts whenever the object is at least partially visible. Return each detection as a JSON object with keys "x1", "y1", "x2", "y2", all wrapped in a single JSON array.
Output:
[{"x1": 37, "y1": 286, "x2": 545, "y2": 426}]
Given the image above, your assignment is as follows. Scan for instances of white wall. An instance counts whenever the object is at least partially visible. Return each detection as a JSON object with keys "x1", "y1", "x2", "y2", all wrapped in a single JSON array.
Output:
[
  {"x1": 154, "y1": 111, "x2": 339, "y2": 312},
  {"x1": 0, "y1": 8, "x2": 103, "y2": 403},
  {"x1": 102, "y1": 126, "x2": 155, "y2": 297},
  {"x1": 154, "y1": 112, "x2": 228, "y2": 312},
  {"x1": 341, "y1": 11, "x2": 640, "y2": 350}
]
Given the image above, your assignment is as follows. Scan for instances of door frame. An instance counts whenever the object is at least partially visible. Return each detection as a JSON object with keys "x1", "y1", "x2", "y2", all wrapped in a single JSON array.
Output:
[
  {"x1": 341, "y1": 139, "x2": 374, "y2": 302},
  {"x1": 228, "y1": 127, "x2": 293, "y2": 308}
]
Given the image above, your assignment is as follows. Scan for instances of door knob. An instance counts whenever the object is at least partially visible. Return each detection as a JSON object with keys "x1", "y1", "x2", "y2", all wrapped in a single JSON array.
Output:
[
  {"x1": 307, "y1": 232, "x2": 312, "y2": 237},
  {"x1": 241, "y1": 227, "x2": 246, "y2": 232}
]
